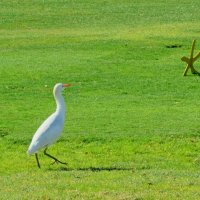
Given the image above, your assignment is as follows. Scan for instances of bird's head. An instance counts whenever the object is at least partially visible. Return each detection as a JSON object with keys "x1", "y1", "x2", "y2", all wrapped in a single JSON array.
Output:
[{"x1": 53, "y1": 83, "x2": 71, "y2": 94}]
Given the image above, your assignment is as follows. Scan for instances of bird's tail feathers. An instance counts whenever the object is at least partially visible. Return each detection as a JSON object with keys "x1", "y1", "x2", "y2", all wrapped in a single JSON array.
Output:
[{"x1": 27, "y1": 142, "x2": 39, "y2": 155}]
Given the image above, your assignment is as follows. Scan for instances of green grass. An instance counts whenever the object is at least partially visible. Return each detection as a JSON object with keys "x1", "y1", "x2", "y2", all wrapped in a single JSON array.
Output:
[{"x1": 0, "y1": 0, "x2": 200, "y2": 199}]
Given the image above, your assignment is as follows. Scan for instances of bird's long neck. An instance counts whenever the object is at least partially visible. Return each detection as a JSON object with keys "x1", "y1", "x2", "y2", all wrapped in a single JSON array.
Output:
[{"x1": 54, "y1": 91, "x2": 66, "y2": 118}]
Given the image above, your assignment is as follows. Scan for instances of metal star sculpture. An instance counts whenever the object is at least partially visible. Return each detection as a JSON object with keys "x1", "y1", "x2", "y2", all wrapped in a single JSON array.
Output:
[{"x1": 181, "y1": 40, "x2": 200, "y2": 76}]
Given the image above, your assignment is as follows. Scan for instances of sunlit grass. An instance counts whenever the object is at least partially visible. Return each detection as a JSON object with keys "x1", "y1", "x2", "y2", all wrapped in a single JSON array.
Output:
[{"x1": 0, "y1": 0, "x2": 200, "y2": 199}]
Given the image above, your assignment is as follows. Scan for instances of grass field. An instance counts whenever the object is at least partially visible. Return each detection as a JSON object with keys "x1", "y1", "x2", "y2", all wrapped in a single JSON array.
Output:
[{"x1": 0, "y1": 0, "x2": 200, "y2": 199}]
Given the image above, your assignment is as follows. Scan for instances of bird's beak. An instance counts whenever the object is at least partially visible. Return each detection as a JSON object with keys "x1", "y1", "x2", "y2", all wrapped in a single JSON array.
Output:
[{"x1": 62, "y1": 84, "x2": 71, "y2": 88}]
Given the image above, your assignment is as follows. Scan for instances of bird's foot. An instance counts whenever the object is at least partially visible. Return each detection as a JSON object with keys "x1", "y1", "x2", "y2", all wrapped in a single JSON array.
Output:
[{"x1": 50, "y1": 159, "x2": 67, "y2": 166}]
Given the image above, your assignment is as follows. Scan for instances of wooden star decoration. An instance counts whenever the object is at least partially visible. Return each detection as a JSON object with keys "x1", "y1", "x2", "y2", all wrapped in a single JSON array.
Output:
[{"x1": 181, "y1": 40, "x2": 200, "y2": 76}]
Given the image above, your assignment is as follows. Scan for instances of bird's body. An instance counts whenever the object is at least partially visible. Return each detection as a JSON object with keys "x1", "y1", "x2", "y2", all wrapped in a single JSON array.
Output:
[
  {"x1": 27, "y1": 111, "x2": 65, "y2": 154},
  {"x1": 27, "y1": 83, "x2": 71, "y2": 168}
]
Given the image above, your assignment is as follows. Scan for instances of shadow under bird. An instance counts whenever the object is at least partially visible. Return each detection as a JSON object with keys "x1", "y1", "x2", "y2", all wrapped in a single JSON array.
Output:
[{"x1": 27, "y1": 83, "x2": 71, "y2": 168}]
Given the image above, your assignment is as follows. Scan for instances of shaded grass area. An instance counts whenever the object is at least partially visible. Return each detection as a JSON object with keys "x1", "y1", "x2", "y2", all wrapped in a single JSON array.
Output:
[{"x1": 0, "y1": 0, "x2": 200, "y2": 199}]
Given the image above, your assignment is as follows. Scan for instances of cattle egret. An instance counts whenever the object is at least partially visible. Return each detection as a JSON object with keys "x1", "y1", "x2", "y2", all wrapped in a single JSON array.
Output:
[{"x1": 27, "y1": 83, "x2": 71, "y2": 168}]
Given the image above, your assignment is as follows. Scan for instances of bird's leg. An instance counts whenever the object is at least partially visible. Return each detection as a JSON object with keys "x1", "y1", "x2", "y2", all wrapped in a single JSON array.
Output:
[
  {"x1": 44, "y1": 148, "x2": 67, "y2": 165},
  {"x1": 35, "y1": 153, "x2": 41, "y2": 168}
]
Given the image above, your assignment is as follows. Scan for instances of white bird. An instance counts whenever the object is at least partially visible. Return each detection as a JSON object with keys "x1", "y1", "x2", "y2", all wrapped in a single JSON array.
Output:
[{"x1": 27, "y1": 83, "x2": 71, "y2": 168}]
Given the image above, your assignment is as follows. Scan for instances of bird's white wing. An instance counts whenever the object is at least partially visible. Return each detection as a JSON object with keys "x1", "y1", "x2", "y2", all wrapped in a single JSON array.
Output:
[{"x1": 27, "y1": 112, "x2": 65, "y2": 154}]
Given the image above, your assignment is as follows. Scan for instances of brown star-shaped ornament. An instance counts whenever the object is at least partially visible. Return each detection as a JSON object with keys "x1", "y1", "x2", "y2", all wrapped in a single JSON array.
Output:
[{"x1": 181, "y1": 40, "x2": 200, "y2": 76}]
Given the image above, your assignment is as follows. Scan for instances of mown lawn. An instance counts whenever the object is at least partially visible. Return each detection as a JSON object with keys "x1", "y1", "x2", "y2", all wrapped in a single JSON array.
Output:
[{"x1": 0, "y1": 0, "x2": 200, "y2": 199}]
